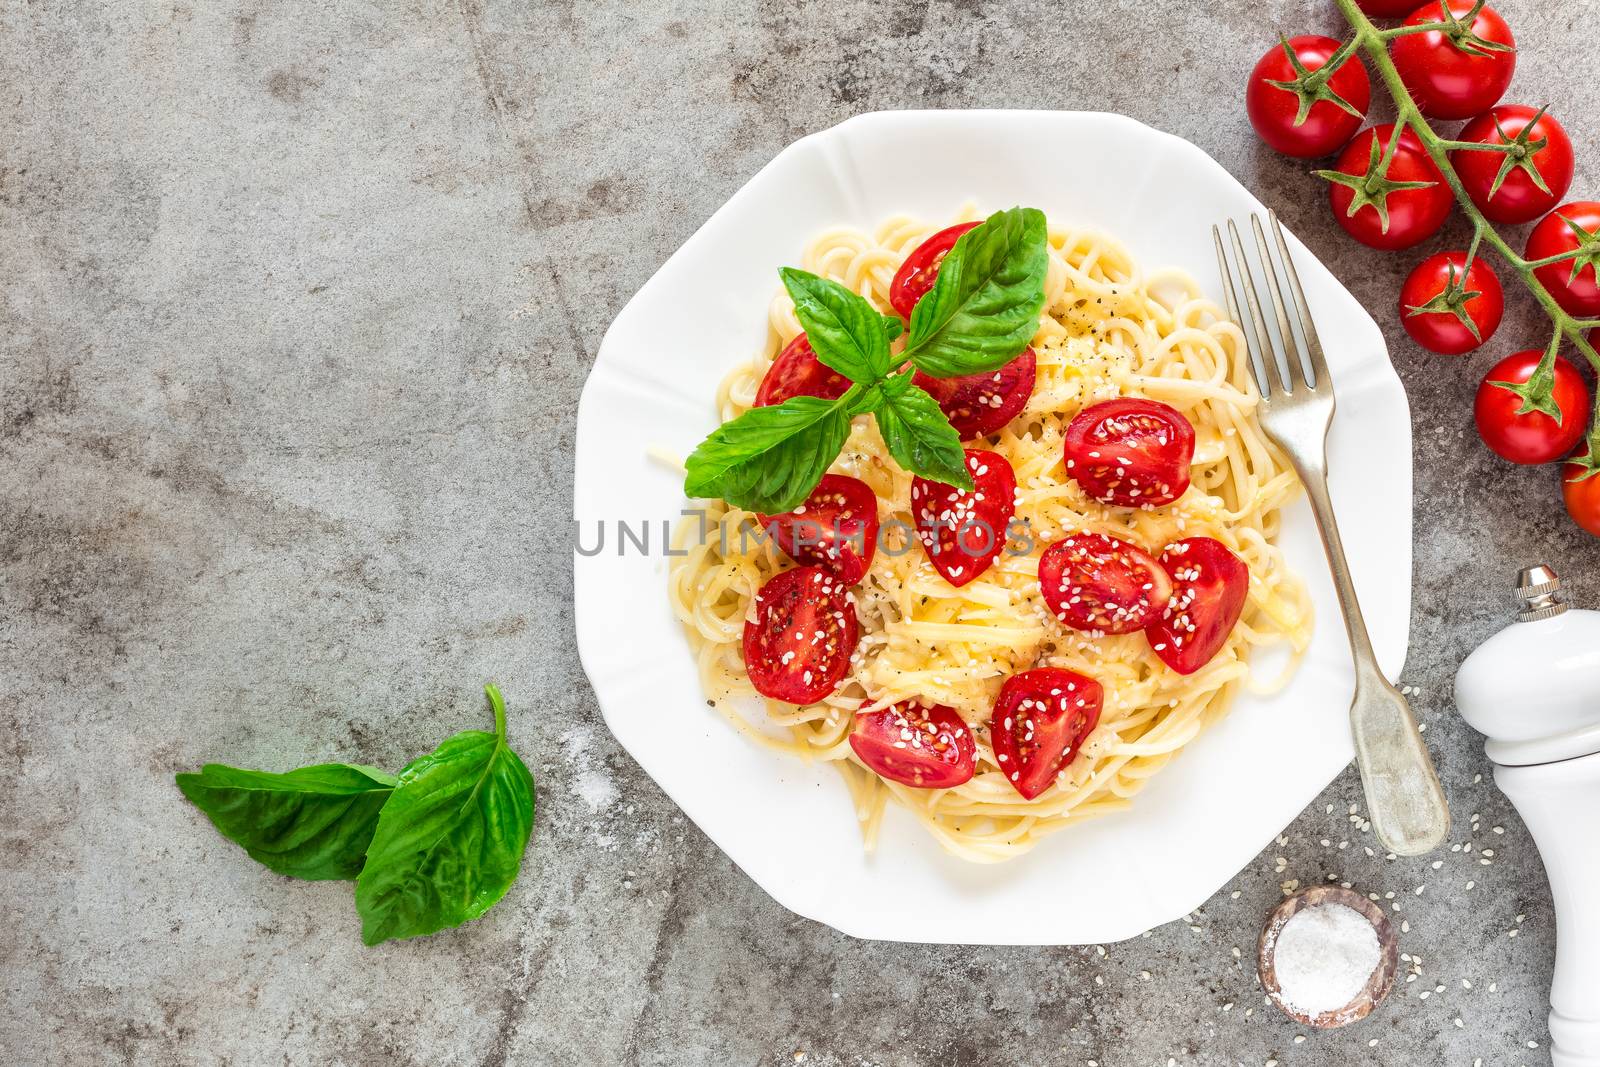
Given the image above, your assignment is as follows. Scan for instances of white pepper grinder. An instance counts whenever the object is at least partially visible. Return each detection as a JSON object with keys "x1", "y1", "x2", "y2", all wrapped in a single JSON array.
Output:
[{"x1": 1456, "y1": 565, "x2": 1600, "y2": 1067}]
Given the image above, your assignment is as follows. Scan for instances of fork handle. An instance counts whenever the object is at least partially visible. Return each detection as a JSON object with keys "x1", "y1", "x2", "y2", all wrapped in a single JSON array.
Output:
[{"x1": 1299, "y1": 466, "x2": 1451, "y2": 856}]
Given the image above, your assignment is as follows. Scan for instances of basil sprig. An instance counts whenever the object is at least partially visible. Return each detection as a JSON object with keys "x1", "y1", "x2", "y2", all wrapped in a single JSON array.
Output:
[
  {"x1": 176, "y1": 684, "x2": 536, "y2": 946},
  {"x1": 683, "y1": 206, "x2": 1049, "y2": 513}
]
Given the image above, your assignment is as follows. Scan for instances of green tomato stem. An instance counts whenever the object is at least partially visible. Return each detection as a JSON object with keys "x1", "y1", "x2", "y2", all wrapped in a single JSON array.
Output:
[{"x1": 1331, "y1": 0, "x2": 1600, "y2": 383}]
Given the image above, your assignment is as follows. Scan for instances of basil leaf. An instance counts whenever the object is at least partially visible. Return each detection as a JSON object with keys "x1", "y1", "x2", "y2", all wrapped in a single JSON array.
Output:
[
  {"x1": 780, "y1": 267, "x2": 892, "y2": 382},
  {"x1": 870, "y1": 374, "x2": 972, "y2": 490},
  {"x1": 683, "y1": 390, "x2": 860, "y2": 513},
  {"x1": 902, "y1": 207, "x2": 1048, "y2": 378},
  {"x1": 354, "y1": 684, "x2": 535, "y2": 946},
  {"x1": 176, "y1": 763, "x2": 397, "y2": 881},
  {"x1": 881, "y1": 314, "x2": 904, "y2": 342}
]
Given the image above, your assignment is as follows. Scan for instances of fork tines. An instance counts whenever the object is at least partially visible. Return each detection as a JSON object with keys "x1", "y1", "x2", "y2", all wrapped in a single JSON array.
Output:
[{"x1": 1212, "y1": 211, "x2": 1333, "y2": 401}]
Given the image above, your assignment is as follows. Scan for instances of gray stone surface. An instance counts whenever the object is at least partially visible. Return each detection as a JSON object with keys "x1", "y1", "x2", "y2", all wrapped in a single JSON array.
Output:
[{"x1": 4, "y1": 0, "x2": 1596, "y2": 1063}]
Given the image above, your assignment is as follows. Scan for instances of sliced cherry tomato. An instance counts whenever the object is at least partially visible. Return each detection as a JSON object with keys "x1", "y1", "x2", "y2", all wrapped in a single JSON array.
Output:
[
  {"x1": 849, "y1": 701, "x2": 975, "y2": 789},
  {"x1": 753, "y1": 333, "x2": 852, "y2": 407},
  {"x1": 1391, "y1": 1, "x2": 1516, "y2": 120},
  {"x1": 1527, "y1": 202, "x2": 1600, "y2": 317},
  {"x1": 1399, "y1": 252, "x2": 1503, "y2": 355},
  {"x1": 1474, "y1": 350, "x2": 1590, "y2": 465},
  {"x1": 1562, "y1": 460, "x2": 1600, "y2": 538},
  {"x1": 889, "y1": 222, "x2": 980, "y2": 319},
  {"x1": 1245, "y1": 36, "x2": 1371, "y2": 159},
  {"x1": 911, "y1": 347, "x2": 1037, "y2": 439},
  {"x1": 1451, "y1": 105, "x2": 1574, "y2": 225},
  {"x1": 757, "y1": 474, "x2": 879, "y2": 584},
  {"x1": 1145, "y1": 538, "x2": 1249, "y2": 676},
  {"x1": 1325, "y1": 124, "x2": 1451, "y2": 251},
  {"x1": 989, "y1": 668, "x2": 1103, "y2": 800},
  {"x1": 1038, "y1": 533, "x2": 1173, "y2": 635},
  {"x1": 742, "y1": 566, "x2": 859, "y2": 704},
  {"x1": 911, "y1": 449, "x2": 1016, "y2": 588},
  {"x1": 1357, "y1": 0, "x2": 1422, "y2": 15},
  {"x1": 1062, "y1": 398, "x2": 1195, "y2": 508}
]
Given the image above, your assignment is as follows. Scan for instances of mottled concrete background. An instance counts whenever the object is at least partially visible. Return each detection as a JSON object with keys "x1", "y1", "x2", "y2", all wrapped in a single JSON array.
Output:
[{"x1": 5, "y1": 0, "x2": 1599, "y2": 1064}]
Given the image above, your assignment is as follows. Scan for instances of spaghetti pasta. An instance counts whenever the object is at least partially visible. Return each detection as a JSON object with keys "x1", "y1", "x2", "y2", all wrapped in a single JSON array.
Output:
[{"x1": 668, "y1": 209, "x2": 1313, "y2": 863}]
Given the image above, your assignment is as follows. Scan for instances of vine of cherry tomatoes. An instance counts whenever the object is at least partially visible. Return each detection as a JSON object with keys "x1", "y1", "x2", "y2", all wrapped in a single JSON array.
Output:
[{"x1": 1246, "y1": 0, "x2": 1600, "y2": 537}]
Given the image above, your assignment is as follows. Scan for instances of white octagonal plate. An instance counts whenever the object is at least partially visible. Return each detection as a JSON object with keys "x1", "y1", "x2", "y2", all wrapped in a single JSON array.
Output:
[{"x1": 573, "y1": 111, "x2": 1411, "y2": 945}]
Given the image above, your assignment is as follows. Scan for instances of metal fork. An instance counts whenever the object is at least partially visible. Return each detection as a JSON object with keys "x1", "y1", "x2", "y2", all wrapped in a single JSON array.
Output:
[{"x1": 1213, "y1": 211, "x2": 1449, "y2": 857}]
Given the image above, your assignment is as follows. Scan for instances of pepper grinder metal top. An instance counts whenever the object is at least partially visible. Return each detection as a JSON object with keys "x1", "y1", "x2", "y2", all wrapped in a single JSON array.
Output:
[{"x1": 1517, "y1": 564, "x2": 1567, "y2": 623}]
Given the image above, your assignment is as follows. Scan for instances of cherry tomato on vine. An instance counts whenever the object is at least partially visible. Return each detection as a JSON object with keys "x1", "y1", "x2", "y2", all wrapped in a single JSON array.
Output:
[
  {"x1": 1451, "y1": 106, "x2": 1574, "y2": 225},
  {"x1": 1322, "y1": 124, "x2": 1451, "y2": 251},
  {"x1": 1527, "y1": 202, "x2": 1600, "y2": 317},
  {"x1": 1474, "y1": 350, "x2": 1590, "y2": 465},
  {"x1": 1246, "y1": 36, "x2": 1371, "y2": 158},
  {"x1": 1562, "y1": 461, "x2": 1600, "y2": 539},
  {"x1": 1398, "y1": 252, "x2": 1503, "y2": 355},
  {"x1": 1391, "y1": 1, "x2": 1516, "y2": 121}
]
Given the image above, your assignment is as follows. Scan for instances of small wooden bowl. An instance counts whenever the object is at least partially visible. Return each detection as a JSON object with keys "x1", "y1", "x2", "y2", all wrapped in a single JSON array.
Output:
[{"x1": 1257, "y1": 885, "x2": 1400, "y2": 1029}]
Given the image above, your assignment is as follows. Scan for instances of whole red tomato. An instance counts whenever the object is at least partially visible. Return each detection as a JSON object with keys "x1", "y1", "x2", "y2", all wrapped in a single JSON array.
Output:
[
  {"x1": 1527, "y1": 202, "x2": 1600, "y2": 317},
  {"x1": 1562, "y1": 460, "x2": 1600, "y2": 538},
  {"x1": 1399, "y1": 252, "x2": 1503, "y2": 354},
  {"x1": 1358, "y1": 0, "x2": 1424, "y2": 14},
  {"x1": 1246, "y1": 36, "x2": 1371, "y2": 158},
  {"x1": 1474, "y1": 350, "x2": 1590, "y2": 464},
  {"x1": 1451, "y1": 106, "x2": 1574, "y2": 225},
  {"x1": 1392, "y1": 1, "x2": 1516, "y2": 120},
  {"x1": 1323, "y1": 124, "x2": 1452, "y2": 250}
]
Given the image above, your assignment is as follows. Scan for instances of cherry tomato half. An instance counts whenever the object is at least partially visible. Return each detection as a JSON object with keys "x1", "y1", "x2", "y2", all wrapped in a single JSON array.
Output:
[
  {"x1": 850, "y1": 701, "x2": 975, "y2": 789},
  {"x1": 1145, "y1": 538, "x2": 1249, "y2": 676},
  {"x1": 1062, "y1": 398, "x2": 1195, "y2": 508},
  {"x1": 912, "y1": 347, "x2": 1037, "y2": 439},
  {"x1": 742, "y1": 566, "x2": 860, "y2": 705},
  {"x1": 757, "y1": 474, "x2": 879, "y2": 585},
  {"x1": 989, "y1": 668, "x2": 1103, "y2": 800},
  {"x1": 1246, "y1": 36, "x2": 1371, "y2": 159},
  {"x1": 1038, "y1": 533, "x2": 1173, "y2": 635},
  {"x1": 1325, "y1": 125, "x2": 1451, "y2": 251},
  {"x1": 754, "y1": 333, "x2": 852, "y2": 407},
  {"x1": 1451, "y1": 106, "x2": 1574, "y2": 225},
  {"x1": 911, "y1": 449, "x2": 1016, "y2": 587},
  {"x1": 1474, "y1": 350, "x2": 1590, "y2": 465},
  {"x1": 1562, "y1": 461, "x2": 1600, "y2": 538},
  {"x1": 889, "y1": 222, "x2": 980, "y2": 319},
  {"x1": 1527, "y1": 202, "x2": 1600, "y2": 317},
  {"x1": 1392, "y1": 1, "x2": 1516, "y2": 121},
  {"x1": 1399, "y1": 252, "x2": 1503, "y2": 355}
]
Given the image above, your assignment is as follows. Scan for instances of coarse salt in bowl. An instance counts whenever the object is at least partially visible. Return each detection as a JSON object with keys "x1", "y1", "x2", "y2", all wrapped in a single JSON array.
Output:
[{"x1": 1258, "y1": 885, "x2": 1400, "y2": 1028}]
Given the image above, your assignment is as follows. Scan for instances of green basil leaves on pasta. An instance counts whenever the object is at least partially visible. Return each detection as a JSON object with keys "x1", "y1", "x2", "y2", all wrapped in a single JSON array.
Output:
[
  {"x1": 683, "y1": 389, "x2": 864, "y2": 514},
  {"x1": 901, "y1": 207, "x2": 1050, "y2": 378},
  {"x1": 176, "y1": 683, "x2": 537, "y2": 946},
  {"x1": 176, "y1": 762, "x2": 397, "y2": 881},
  {"x1": 870, "y1": 374, "x2": 973, "y2": 492},
  {"x1": 681, "y1": 207, "x2": 1046, "y2": 512}
]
